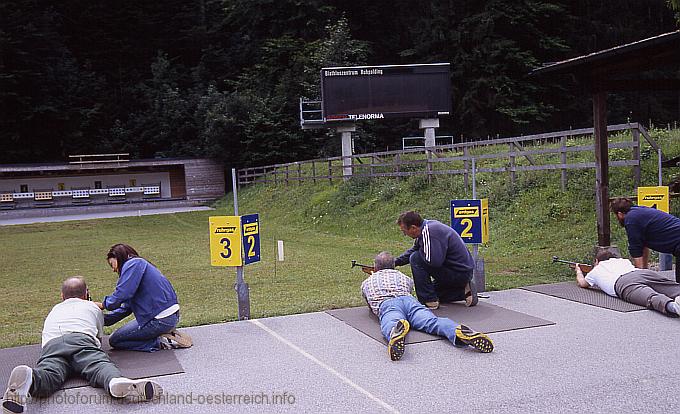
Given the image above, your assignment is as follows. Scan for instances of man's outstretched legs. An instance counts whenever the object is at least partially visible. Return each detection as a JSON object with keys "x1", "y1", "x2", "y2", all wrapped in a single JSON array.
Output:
[
  {"x1": 403, "y1": 296, "x2": 493, "y2": 353},
  {"x1": 379, "y1": 297, "x2": 411, "y2": 361},
  {"x1": 379, "y1": 296, "x2": 493, "y2": 361}
]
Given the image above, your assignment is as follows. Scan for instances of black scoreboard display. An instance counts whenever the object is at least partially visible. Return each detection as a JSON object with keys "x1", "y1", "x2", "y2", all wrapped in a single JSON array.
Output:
[{"x1": 320, "y1": 63, "x2": 451, "y2": 122}]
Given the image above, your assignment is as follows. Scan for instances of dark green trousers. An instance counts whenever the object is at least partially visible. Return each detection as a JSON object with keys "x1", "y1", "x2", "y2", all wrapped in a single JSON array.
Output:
[{"x1": 31, "y1": 333, "x2": 121, "y2": 397}]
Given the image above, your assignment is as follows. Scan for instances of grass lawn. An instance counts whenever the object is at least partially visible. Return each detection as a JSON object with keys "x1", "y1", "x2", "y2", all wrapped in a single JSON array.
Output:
[
  {"x1": 0, "y1": 211, "x2": 404, "y2": 348},
  {"x1": 1, "y1": 127, "x2": 678, "y2": 349}
]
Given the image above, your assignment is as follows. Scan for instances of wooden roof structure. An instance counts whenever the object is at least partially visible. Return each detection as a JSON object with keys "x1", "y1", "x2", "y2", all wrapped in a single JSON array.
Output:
[{"x1": 531, "y1": 30, "x2": 680, "y2": 246}]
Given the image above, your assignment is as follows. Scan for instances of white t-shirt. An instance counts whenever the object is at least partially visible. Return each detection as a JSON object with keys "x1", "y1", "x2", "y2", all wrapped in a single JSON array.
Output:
[
  {"x1": 585, "y1": 258, "x2": 636, "y2": 297},
  {"x1": 42, "y1": 298, "x2": 104, "y2": 347}
]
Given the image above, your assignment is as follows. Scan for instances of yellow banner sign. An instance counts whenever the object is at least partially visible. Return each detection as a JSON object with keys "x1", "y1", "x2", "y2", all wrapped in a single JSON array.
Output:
[
  {"x1": 209, "y1": 216, "x2": 243, "y2": 266},
  {"x1": 637, "y1": 186, "x2": 669, "y2": 213}
]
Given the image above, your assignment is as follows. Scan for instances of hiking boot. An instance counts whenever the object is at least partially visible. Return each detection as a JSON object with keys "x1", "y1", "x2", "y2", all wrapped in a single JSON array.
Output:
[
  {"x1": 388, "y1": 319, "x2": 410, "y2": 361},
  {"x1": 454, "y1": 325, "x2": 493, "y2": 353},
  {"x1": 465, "y1": 279, "x2": 478, "y2": 307},
  {"x1": 2, "y1": 365, "x2": 32, "y2": 414},
  {"x1": 160, "y1": 330, "x2": 193, "y2": 349},
  {"x1": 109, "y1": 378, "x2": 163, "y2": 401},
  {"x1": 425, "y1": 300, "x2": 440, "y2": 310}
]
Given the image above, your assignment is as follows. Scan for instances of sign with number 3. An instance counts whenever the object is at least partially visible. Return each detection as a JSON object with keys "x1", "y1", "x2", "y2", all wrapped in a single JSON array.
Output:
[{"x1": 209, "y1": 215, "x2": 262, "y2": 267}]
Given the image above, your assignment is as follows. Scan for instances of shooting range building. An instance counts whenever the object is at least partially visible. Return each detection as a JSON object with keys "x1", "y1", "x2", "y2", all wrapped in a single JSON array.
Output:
[{"x1": 0, "y1": 155, "x2": 225, "y2": 210}]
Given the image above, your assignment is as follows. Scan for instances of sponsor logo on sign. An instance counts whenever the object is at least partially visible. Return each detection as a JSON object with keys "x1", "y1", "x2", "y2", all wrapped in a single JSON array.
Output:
[
  {"x1": 243, "y1": 223, "x2": 259, "y2": 235},
  {"x1": 642, "y1": 195, "x2": 664, "y2": 201},
  {"x1": 348, "y1": 113, "x2": 385, "y2": 120},
  {"x1": 454, "y1": 207, "x2": 479, "y2": 218},
  {"x1": 214, "y1": 226, "x2": 237, "y2": 234}
]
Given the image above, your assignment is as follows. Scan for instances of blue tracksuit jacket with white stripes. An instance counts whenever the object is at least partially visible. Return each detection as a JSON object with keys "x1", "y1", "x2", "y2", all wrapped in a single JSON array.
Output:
[{"x1": 395, "y1": 219, "x2": 474, "y2": 272}]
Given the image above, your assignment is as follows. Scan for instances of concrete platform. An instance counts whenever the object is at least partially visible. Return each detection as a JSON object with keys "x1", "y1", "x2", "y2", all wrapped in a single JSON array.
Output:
[{"x1": 8, "y1": 288, "x2": 680, "y2": 413}]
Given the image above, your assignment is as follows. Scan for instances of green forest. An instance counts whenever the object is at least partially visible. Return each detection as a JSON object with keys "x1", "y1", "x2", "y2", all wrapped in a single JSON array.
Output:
[{"x1": 2, "y1": 0, "x2": 679, "y2": 168}]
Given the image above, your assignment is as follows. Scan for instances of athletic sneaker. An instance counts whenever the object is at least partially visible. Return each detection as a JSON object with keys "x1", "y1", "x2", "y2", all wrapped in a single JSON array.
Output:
[
  {"x1": 109, "y1": 378, "x2": 163, "y2": 401},
  {"x1": 159, "y1": 330, "x2": 193, "y2": 349},
  {"x1": 2, "y1": 365, "x2": 32, "y2": 414},
  {"x1": 465, "y1": 279, "x2": 479, "y2": 307},
  {"x1": 388, "y1": 319, "x2": 410, "y2": 361},
  {"x1": 425, "y1": 301, "x2": 440, "y2": 310},
  {"x1": 670, "y1": 296, "x2": 680, "y2": 316},
  {"x1": 454, "y1": 325, "x2": 493, "y2": 353}
]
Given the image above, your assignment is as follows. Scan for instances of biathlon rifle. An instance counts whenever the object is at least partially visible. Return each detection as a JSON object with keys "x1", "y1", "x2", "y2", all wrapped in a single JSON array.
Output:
[
  {"x1": 551, "y1": 256, "x2": 593, "y2": 274},
  {"x1": 351, "y1": 260, "x2": 374, "y2": 275}
]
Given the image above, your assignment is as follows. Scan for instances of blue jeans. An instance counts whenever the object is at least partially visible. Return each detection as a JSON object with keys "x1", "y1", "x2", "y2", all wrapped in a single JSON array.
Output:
[
  {"x1": 108, "y1": 312, "x2": 178, "y2": 352},
  {"x1": 409, "y1": 251, "x2": 472, "y2": 303},
  {"x1": 378, "y1": 296, "x2": 462, "y2": 346}
]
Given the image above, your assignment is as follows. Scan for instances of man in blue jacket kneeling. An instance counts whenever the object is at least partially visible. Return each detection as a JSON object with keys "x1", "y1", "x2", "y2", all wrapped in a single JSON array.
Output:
[{"x1": 396, "y1": 211, "x2": 477, "y2": 310}]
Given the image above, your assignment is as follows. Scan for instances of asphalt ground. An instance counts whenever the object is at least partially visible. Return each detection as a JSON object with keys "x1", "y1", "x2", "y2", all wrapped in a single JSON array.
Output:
[{"x1": 10, "y1": 285, "x2": 680, "y2": 414}]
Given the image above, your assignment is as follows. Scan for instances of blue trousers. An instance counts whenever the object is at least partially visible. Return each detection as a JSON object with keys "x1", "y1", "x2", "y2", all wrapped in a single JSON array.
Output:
[
  {"x1": 378, "y1": 296, "x2": 462, "y2": 346},
  {"x1": 108, "y1": 312, "x2": 178, "y2": 352},
  {"x1": 409, "y1": 251, "x2": 472, "y2": 303}
]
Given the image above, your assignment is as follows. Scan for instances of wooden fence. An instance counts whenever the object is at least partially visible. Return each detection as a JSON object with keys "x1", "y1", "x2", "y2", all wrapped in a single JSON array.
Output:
[{"x1": 237, "y1": 123, "x2": 660, "y2": 190}]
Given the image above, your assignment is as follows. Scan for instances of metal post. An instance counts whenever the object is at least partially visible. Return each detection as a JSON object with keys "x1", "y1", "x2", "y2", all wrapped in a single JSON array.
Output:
[
  {"x1": 471, "y1": 158, "x2": 477, "y2": 199},
  {"x1": 471, "y1": 158, "x2": 483, "y2": 292},
  {"x1": 632, "y1": 128, "x2": 640, "y2": 188},
  {"x1": 231, "y1": 168, "x2": 250, "y2": 320},
  {"x1": 463, "y1": 147, "x2": 469, "y2": 190},
  {"x1": 656, "y1": 148, "x2": 673, "y2": 272},
  {"x1": 658, "y1": 148, "x2": 663, "y2": 186}
]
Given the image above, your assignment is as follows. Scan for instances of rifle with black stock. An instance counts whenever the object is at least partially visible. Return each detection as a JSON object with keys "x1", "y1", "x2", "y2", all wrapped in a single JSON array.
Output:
[
  {"x1": 351, "y1": 260, "x2": 375, "y2": 275},
  {"x1": 552, "y1": 256, "x2": 593, "y2": 274}
]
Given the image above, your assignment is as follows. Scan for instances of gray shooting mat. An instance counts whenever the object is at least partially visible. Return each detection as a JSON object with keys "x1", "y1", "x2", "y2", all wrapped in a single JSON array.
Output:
[
  {"x1": 0, "y1": 337, "x2": 184, "y2": 390},
  {"x1": 521, "y1": 282, "x2": 646, "y2": 312},
  {"x1": 326, "y1": 301, "x2": 554, "y2": 344}
]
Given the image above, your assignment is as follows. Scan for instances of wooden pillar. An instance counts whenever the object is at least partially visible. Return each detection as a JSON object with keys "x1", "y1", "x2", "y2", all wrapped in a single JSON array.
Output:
[
  {"x1": 560, "y1": 136, "x2": 567, "y2": 191},
  {"x1": 593, "y1": 91, "x2": 610, "y2": 246},
  {"x1": 508, "y1": 143, "x2": 516, "y2": 185},
  {"x1": 328, "y1": 160, "x2": 332, "y2": 184},
  {"x1": 312, "y1": 161, "x2": 316, "y2": 184},
  {"x1": 298, "y1": 162, "x2": 302, "y2": 186}
]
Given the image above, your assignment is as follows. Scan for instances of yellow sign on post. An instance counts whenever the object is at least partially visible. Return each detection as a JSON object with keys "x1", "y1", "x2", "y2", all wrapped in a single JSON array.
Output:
[
  {"x1": 209, "y1": 216, "x2": 243, "y2": 266},
  {"x1": 481, "y1": 198, "x2": 489, "y2": 243},
  {"x1": 637, "y1": 186, "x2": 669, "y2": 213}
]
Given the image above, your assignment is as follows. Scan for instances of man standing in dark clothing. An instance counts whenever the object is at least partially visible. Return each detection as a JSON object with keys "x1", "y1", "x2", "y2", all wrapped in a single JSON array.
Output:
[
  {"x1": 610, "y1": 197, "x2": 680, "y2": 282},
  {"x1": 395, "y1": 211, "x2": 477, "y2": 310}
]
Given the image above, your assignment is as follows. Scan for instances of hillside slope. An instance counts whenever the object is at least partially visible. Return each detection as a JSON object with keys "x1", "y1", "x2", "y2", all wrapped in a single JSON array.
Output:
[{"x1": 231, "y1": 128, "x2": 680, "y2": 290}]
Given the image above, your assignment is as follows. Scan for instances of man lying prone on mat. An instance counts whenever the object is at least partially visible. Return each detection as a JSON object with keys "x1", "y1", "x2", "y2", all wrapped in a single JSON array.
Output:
[
  {"x1": 575, "y1": 251, "x2": 680, "y2": 317},
  {"x1": 361, "y1": 251, "x2": 494, "y2": 361},
  {"x1": 2, "y1": 277, "x2": 162, "y2": 414}
]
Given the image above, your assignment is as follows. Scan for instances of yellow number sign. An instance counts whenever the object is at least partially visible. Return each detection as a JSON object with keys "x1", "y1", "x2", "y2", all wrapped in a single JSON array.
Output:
[
  {"x1": 209, "y1": 216, "x2": 243, "y2": 266},
  {"x1": 637, "y1": 186, "x2": 669, "y2": 213}
]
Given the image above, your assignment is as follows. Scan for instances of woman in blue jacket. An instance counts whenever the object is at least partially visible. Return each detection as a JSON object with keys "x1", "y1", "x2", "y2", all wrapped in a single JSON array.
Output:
[{"x1": 96, "y1": 243, "x2": 192, "y2": 352}]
